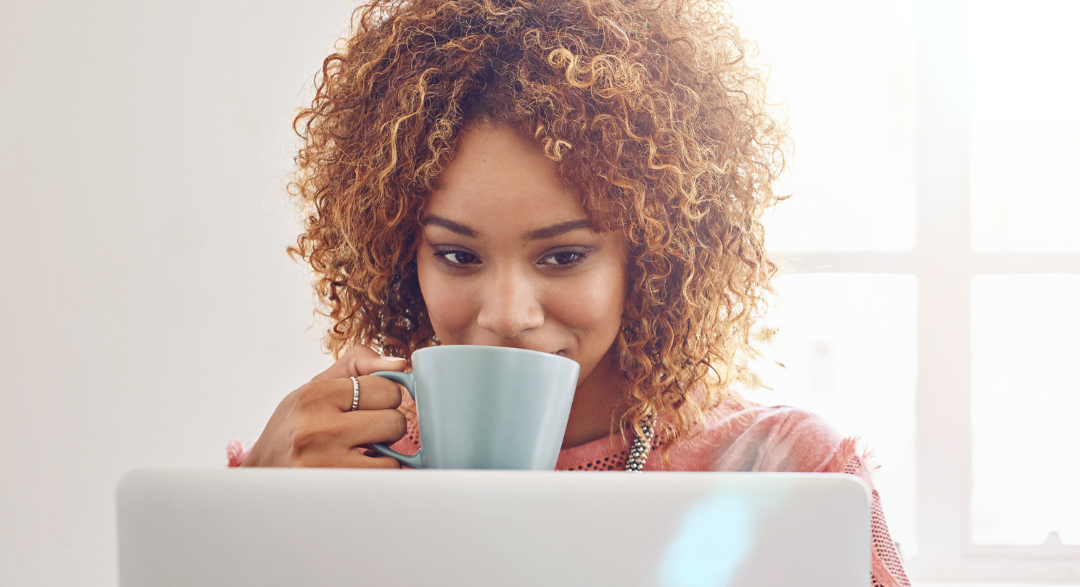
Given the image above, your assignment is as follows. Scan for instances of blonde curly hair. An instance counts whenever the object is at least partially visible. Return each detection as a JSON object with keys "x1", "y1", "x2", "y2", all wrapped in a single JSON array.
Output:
[{"x1": 288, "y1": 0, "x2": 787, "y2": 454}]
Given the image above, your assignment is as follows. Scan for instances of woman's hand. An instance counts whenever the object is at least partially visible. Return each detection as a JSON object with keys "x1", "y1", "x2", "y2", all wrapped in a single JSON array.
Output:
[{"x1": 242, "y1": 346, "x2": 409, "y2": 468}]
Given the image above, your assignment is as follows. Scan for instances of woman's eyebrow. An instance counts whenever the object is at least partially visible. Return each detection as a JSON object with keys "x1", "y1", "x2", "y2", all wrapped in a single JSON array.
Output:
[
  {"x1": 419, "y1": 215, "x2": 478, "y2": 238},
  {"x1": 420, "y1": 216, "x2": 593, "y2": 241},
  {"x1": 523, "y1": 219, "x2": 593, "y2": 240}
]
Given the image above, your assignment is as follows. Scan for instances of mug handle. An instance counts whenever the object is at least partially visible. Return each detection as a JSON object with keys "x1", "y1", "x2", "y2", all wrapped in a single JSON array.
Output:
[{"x1": 367, "y1": 371, "x2": 423, "y2": 469}]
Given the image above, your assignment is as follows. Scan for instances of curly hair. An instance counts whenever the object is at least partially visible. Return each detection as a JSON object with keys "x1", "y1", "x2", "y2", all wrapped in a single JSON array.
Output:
[{"x1": 288, "y1": 0, "x2": 787, "y2": 455}]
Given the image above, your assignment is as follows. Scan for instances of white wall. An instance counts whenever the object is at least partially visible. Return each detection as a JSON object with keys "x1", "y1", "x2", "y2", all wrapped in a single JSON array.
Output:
[{"x1": 0, "y1": 2, "x2": 352, "y2": 585}]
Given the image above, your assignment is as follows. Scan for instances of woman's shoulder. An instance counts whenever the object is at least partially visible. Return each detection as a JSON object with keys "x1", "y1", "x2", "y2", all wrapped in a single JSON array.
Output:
[{"x1": 663, "y1": 391, "x2": 858, "y2": 475}]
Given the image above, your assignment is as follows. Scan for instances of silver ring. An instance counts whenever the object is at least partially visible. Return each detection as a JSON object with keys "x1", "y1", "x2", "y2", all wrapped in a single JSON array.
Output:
[{"x1": 349, "y1": 376, "x2": 360, "y2": 411}]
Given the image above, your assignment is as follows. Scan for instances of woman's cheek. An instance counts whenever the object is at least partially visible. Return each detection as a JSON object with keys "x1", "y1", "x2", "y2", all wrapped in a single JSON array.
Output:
[
  {"x1": 552, "y1": 270, "x2": 625, "y2": 353},
  {"x1": 417, "y1": 265, "x2": 468, "y2": 343},
  {"x1": 570, "y1": 263, "x2": 626, "y2": 329}
]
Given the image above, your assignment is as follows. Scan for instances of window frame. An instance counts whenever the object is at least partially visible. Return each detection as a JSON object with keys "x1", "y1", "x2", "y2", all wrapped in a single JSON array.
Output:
[{"x1": 778, "y1": 0, "x2": 1080, "y2": 581}]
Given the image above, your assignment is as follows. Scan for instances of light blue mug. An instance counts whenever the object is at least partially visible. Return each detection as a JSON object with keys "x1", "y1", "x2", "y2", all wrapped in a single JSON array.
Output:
[{"x1": 369, "y1": 345, "x2": 580, "y2": 470}]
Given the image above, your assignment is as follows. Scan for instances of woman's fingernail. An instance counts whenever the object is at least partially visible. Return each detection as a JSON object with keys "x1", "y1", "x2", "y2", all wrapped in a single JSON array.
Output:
[{"x1": 380, "y1": 355, "x2": 407, "y2": 362}]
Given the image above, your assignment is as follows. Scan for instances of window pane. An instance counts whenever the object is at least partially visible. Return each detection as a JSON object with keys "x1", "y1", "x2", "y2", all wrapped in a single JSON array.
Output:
[
  {"x1": 971, "y1": 275, "x2": 1080, "y2": 545},
  {"x1": 744, "y1": 274, "x2": 918, "y2": 556},
  {"x1": 970, "y1": 1, "x2": 1080, "y2": 252},
  {"x1": 731, "y1": 0, "x2": 917, "y2": 251}
]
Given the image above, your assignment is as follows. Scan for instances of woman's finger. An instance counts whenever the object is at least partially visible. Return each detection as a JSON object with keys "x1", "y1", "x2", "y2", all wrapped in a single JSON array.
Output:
[
  {"x1": 347, "y1": 450, "x2": 404, "y2": 469},
  {"x1": 286, "y1": 408, "x2": 406, "y2": 464},
  {"x1": 290, "y1": 446, "x2": 403, "y2": 469},
  {"x1": 335, "y1": 408, "x2": 409, "y2": 447},
  {"x1": 309, "y1": 376, "x2": 405, "y2": 413},
  {"x1": 311, "y1": 345, "x2": 408, "y2": 381}
]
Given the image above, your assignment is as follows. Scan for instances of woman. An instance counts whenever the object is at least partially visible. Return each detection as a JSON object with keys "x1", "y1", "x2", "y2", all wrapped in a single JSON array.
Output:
[{"x1": 234, "y1": 0, "x2": 910, "y2": 584}]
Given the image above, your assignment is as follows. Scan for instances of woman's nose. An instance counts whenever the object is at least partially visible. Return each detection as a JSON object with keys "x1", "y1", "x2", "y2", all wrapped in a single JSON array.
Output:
[{"x1": 475, "y1": 267, "x2": 545, "y2": 338}]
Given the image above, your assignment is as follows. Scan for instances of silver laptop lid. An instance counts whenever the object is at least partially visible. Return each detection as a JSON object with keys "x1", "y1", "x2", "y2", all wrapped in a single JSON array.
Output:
[{"x1": 118, "y1": 469, "x2": 869, "y2": 587}]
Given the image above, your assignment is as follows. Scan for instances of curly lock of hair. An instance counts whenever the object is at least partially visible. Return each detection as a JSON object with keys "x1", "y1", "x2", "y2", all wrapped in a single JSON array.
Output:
[{"x1": 288, "y1": 0, "x2": 788, "y2": 457}]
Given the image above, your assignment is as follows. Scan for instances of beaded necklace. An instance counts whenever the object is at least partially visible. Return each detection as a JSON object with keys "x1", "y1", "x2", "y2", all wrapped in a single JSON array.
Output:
[{"x1": 624, "y1": 416, "x2": 656, "y2": 472}]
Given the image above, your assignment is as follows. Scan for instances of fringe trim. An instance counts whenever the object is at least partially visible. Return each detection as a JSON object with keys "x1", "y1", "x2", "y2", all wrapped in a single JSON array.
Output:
[
  {"x1": 821, "y1": 436, "x2": 909, "y2": 587},
  {"x1": 226, "y1": 439, "x2": 251, "y2": 468}
]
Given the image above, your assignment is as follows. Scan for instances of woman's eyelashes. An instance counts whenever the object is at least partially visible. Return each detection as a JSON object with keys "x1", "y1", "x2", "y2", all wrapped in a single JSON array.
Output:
[
  {"x1": 431, "y1": 247, "x2": 590, "y2": 269},
  {"x1": 538, "y1": 250, "x2": 587, "y2": 267},
  {"x1": 433, "y1": 249, "x2": 480, "y2": 266}
]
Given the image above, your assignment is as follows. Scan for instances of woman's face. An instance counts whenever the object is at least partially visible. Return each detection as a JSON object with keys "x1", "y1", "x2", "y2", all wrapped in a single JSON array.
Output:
[{"x1": 415, "y1": 122, "x2": 627, "y2": 388}]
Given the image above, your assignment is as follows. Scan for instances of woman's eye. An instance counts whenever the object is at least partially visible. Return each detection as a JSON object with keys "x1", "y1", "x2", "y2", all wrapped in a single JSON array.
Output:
[
  {"x1": 437, "y1": 250, "x2": 479, "y2": 265},
  {"x1": 540, "y1": 251, "x2": 584, "y2": 266}
]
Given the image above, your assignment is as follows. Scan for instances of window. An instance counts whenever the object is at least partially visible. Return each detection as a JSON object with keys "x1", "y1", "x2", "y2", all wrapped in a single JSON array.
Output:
[{"x1": 730, "y1": 0, "x2": 1080, "y2": 581}]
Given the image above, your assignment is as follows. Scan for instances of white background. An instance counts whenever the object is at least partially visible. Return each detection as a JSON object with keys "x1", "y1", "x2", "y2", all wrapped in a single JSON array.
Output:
[{"x1": 0, "y1": 2, "x2": 350, "y2": 585}]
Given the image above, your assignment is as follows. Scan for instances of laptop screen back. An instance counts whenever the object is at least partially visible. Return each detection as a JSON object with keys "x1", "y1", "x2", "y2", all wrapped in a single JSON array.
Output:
[{"x1": 117, "y1": 469, "x2": 869, "y2": 587}]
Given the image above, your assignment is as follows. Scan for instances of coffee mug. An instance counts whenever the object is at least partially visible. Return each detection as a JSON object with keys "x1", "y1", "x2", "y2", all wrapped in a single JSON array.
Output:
[{"x1": 368, "y1": 345, "x2": 580, "y2": 470}]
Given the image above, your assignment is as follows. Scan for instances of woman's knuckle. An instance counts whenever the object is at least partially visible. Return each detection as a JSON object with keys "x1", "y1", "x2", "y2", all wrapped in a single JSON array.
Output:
[
  {"x1": 293, "y1": 383, "x2": 323, "y2": 409},
  {"x1": 290, "y1": 422, "x2": 326, "y2": 451},
  {"x1": 377, "y1": 378, "x2": 408, "y2": 406},
  {"x1": 388, "y1": 410, "x2": 407, "y2": 438}
]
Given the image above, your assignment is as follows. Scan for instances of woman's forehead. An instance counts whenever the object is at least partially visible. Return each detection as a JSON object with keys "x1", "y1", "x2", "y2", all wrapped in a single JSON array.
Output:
[
  {"x1": 419, "y1": 124, "x2": 593, "y2": 233},
  {"x1": 437, "y1": 123, "x2": 564, "y2": 189}
]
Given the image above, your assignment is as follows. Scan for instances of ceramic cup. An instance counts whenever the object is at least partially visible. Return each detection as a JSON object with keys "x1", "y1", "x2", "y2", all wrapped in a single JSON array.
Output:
[{"x1": 369, "y1": 345, "x2": 580, "y2": 470}]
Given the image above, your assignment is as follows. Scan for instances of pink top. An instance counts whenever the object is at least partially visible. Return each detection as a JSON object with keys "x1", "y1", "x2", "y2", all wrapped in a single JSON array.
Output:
[{"x1": 230, "y1": 393, "x2": 910, "y2": 586}]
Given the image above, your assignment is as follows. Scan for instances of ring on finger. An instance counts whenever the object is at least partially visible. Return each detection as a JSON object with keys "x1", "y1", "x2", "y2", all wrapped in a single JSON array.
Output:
[{"x1": 349, "y1": 376, "x2": 360, "y2": 412}]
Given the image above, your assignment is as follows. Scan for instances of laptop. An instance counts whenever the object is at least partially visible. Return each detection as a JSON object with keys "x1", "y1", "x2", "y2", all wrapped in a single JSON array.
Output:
[{"x1": 117, "y1": 469, "x2": 869, "y2": 586}]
